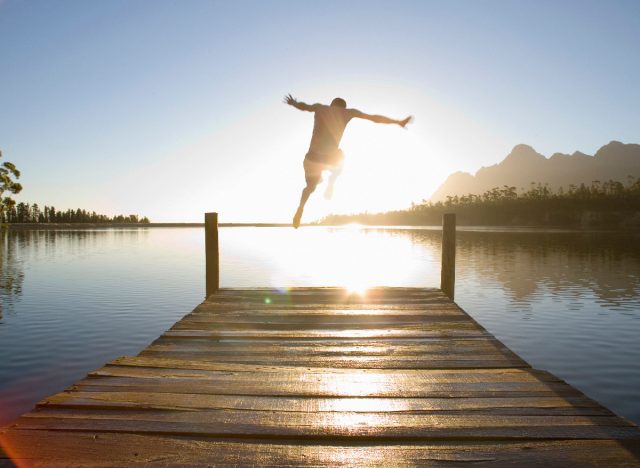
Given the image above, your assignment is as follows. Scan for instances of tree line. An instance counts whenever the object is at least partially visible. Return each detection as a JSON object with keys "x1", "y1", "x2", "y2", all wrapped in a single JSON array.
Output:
[
  {"x1": 1, "y1": 202, "x2": 150, "y2": 224},
  {"x1": 319, "y1": 177, "x2": 640, "y2": 228},
  {"x1": 0, "y1": 150, "x2": 150, "y2": 224}
]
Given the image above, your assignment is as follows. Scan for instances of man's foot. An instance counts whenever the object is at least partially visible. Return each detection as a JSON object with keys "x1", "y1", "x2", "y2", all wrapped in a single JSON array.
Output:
[{"x1": 292, "y1": 207, "x2": 303, "y2": 229}]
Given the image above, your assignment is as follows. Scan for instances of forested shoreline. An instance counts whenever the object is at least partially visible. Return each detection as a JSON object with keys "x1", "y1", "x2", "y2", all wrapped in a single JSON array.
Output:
[
  {"x1": 0, "y1": 202, "x2": 150, "y2": 224},
  {"x1": 319, "y1": 179, "x2": 640, "y2": 228}
]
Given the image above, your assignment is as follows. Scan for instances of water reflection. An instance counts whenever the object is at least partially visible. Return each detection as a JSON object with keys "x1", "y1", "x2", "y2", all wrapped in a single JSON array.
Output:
[
  {"x1": 221, "y1": 227, "x2": 640, "y2": 313},
  {"x1": 0, "y1": 228, "x2": 164, "y2": 427},
  {"x1": 404, "y1": 229, "x2": 640, "y2": 311},
  {"x1": 0, "y1": 229, "x2": 152, "y2": 320},
  {"x1": 219, "y1": 227, "x2": 440, "y2": 290},
  {"x1": 5, "y1": 226, "x2": 638, "y2": 312},
  {"x1": 0, "y1": 230, "x2": 25, "y2": 320}
]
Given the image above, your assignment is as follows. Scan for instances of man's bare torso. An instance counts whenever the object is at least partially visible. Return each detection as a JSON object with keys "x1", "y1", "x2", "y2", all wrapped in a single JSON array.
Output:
[{"x1": 308, "y1": 105, "x2": 357, "y2": 159}]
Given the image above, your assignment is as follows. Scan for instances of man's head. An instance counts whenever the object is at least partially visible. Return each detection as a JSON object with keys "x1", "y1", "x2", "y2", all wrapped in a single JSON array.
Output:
[{"x1": 330, "y1": 97, "x2": 347, "y2": 108}]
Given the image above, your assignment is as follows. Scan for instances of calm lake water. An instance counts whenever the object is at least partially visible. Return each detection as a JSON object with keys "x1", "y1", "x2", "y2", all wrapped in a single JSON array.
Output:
[{"x1": 1, "y1": 226, "x2": 639, "y2": 427}]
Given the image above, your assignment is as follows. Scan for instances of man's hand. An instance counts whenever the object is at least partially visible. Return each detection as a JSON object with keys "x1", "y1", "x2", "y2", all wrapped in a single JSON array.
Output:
[
  {"x1": 284, "y1": 94, "x2": 318, "y2": 112},
  {"x1": 284, "y1": 93, "x2": 297, "y2": 106},
  {"x1": 398, "y1": 116, "x2": 413, "y2": 128}
]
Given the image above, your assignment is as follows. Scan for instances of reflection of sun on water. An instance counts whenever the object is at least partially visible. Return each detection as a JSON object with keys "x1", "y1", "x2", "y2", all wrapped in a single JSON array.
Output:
[
  {"x1": 341, "y1": 223, "x2": 371, "y2": 294},
  {"x1": 260, "y1": 226, "x2": 437, "y2": 290}
]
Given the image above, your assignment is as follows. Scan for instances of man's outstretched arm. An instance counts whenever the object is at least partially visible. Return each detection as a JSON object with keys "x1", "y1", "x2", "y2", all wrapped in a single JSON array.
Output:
[
  {"x1": 284, "y1": 94, "x2": 322, "y2": 112},
  {"x1": 351, "y1": 109, "x2": 413, "y2": 128}
]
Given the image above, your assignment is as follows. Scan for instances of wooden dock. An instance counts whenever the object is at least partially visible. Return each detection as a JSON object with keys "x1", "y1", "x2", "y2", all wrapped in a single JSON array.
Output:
[{"x1": 2, "y1": 287, "x2": 639, "y2": 466}]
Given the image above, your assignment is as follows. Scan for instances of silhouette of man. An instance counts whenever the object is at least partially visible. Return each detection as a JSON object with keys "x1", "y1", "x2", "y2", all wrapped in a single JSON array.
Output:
[{"x1": 285, "y1": 94, "x2": 412, "y2": 228}]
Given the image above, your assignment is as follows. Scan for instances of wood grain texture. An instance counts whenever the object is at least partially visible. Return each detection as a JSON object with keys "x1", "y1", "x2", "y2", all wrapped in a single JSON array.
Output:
[
  {"x1": 1, "y1": 287, "x2": 638, "y2": 466},
  {"x1": 2, "y1": 431, "x2": 639, "y2": 467}
]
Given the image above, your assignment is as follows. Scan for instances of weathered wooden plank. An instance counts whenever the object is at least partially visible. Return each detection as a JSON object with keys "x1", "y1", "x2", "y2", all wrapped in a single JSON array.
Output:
[
  {"x1": 172, "y1": 318, "x2": 484, "y2": 329},
  {"x1": 193, "y1": 303, "x2": 463, "y2": 313},
  {"x1": 147, "y1": 338, "x2": 518, "y2": 350},
  {"x1": 111, "y1": 355, "x2": 531, "y2": 374},
  {"x1": 69, "y1": 377, "x2": 585, "y2": 398},
  {"x1": 17, "y1": 406, "x2": 637, "y2": 431},
  {"x1": 14, "y1": 410, "x2": 639, "y2": 440},
  {"x1": 158, "y1": 331, "x2": 500, "y2": 342},
  {"x1": 179, "y1": 314, "x2": 469, "y2": 326},
  {"x1": 2, "y1": 431, "x2": 639, "y2": 467},
  {"x1": 39, "y1": 392, "x2": 610, "y2": 416},
  {"x1": 171, "y1": 321, "x2": 480, "y2": 334},
  {"x1": 90, "y1": 365, "x2": 557, "y2": 383},
  {"x1": 136, "y1": 353, "x2": 529, "y2": 369},
  {"x1": 146, "y1": 339, "x2": 520, "y2": 356},
  {"x1": 139, "y1": 352, "x2": 522, "y2": 366},
  {"x1": 160, "y1": 329, "x2": 492, "y2": 339},
  {"x1": 149, "y1": 336, "x2": 516, "y2": 350},
  {"x1": 141, "y1": 345, "x2": 517, "y2": 357},
  {"x1": 143, "y1": 345, "x2": 521, "y2": 360},
  {"x1": 193, "y1": 302, "x2": 463, "y2": 311},
  {"x1": 77, "y1": 371, "x2": 568, "y2": 390},
  {"x1": 142, "y1": 342, "x2": 521, "y2": 356}
]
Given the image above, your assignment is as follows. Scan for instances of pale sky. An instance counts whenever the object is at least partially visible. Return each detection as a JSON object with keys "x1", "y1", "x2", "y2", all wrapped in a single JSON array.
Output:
[{"x1": 1, "y1": 0, "x2": 638, "y2": 222}]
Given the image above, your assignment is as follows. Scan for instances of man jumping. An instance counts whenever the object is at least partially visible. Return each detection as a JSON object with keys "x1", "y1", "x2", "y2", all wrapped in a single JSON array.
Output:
[{"x1": 284, "y1": 94, "x2": 412, "y2": 228}]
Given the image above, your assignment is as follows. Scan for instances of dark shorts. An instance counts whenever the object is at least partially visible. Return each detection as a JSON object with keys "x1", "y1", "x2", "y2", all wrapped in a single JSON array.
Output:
[{"x1": 304, "y1": 150, "x2": 344, "y2": 187}]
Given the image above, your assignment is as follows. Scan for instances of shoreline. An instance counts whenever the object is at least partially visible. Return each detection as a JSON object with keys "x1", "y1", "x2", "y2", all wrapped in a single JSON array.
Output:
[
  {"x1": 4, "y1": 222, "x2": 292, "y2": 229},
  {"x1": 3, "y1": 222, "x2": 639, "y2": 233}
]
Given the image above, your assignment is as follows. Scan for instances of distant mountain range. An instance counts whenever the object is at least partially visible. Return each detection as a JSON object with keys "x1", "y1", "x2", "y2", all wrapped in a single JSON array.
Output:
[{"x1": 430, "y1": 141, "x2": 640, "y2": 201}]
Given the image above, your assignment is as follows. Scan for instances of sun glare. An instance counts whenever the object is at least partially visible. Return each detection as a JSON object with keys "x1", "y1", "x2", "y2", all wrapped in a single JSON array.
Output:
[
  {"x1": 346, "y1": 282, "x2": 368, "y2": 296},
  {"x1": 318, "y1": 372, "x2": 392, "y2": 397},
  {"x1": 233, "y1": 226, "x2": 441, "y2": 290}
]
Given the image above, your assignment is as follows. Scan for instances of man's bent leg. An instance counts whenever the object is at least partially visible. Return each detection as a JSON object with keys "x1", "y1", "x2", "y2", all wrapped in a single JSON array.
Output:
[
  {"x1": 293, "y1": 161, "x2": 322, "y2": 229},
  {"x1": 293, "y1": 182, "x2": 317, "y2": 228}
]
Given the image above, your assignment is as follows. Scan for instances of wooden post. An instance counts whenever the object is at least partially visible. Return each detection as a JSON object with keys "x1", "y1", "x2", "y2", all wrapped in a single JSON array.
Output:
[
  {"x1": 205, "y1": 212, "x2": 219, "y2": 297},
  {"x1": 440, "y1": 213, "x2": 456, "y2": 300}
]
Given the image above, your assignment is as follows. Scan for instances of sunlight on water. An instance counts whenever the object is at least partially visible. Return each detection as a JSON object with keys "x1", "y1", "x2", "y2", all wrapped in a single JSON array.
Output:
[{"x1": 219, "y1": 227, "x2": 441, "y2": 289}]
